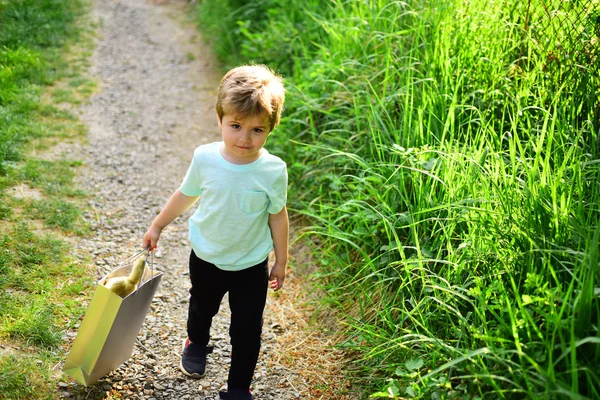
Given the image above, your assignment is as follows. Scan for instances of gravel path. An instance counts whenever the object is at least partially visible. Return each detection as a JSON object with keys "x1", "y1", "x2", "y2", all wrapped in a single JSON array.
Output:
[{"x1": 61, "y1": 1, "x2": 308, "y2": 398}]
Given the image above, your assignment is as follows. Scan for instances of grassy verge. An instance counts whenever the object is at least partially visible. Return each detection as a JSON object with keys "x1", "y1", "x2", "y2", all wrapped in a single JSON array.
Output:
[
  {"x1": 0, "y1": 0, "x2": 97, "y2": 398},
  {"x1": 195, "y1": 0, "x2": 600, "y2": 399}
]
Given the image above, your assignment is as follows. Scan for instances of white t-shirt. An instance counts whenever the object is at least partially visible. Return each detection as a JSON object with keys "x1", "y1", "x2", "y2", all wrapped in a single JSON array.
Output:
[{"x1": 179, "y1": 141, "x2": 287, "y2": 271}]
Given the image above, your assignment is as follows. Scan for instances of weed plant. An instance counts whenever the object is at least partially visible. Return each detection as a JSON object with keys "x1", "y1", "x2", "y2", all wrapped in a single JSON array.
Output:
[
  {"x1": 197, "y1": 0, "x2": 600, "y2": 398},
  {"x1": 0, "y1": 0, "x2": 95, "y2": 398}
]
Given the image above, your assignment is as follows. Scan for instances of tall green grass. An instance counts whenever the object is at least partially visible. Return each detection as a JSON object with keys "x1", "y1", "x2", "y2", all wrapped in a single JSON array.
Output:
[{"x1": 196, "y1": 0, "x2": 599, "y2": 398}]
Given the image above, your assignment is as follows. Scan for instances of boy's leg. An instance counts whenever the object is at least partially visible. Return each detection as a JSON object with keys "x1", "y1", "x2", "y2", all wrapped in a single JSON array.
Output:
[
  {"x1": 227, "y1": 258, "x2": 269, "y2": 391},
  {"x1": 187, "y1": 250, "x2": 228, "y2": 346}
]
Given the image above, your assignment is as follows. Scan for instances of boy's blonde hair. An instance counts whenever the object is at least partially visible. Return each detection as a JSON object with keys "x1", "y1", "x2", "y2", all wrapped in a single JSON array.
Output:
[{"x1": 216, "y1": 65, "x2": 285, "y2": 132}]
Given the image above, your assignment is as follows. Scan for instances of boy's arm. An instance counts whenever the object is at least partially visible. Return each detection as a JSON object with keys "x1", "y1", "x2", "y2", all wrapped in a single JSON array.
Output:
[
  {"x1": 268, "y1": 205, "x2": 289, "y2": 291},
  {"x1": 143, "y1": 189, "x2": 199, "y2": 250}
]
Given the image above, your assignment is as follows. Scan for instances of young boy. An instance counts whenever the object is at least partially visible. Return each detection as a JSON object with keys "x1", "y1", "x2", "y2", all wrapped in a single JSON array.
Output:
[{"x1": 142, "y1": 65, "x2": 288, "y2": 400}]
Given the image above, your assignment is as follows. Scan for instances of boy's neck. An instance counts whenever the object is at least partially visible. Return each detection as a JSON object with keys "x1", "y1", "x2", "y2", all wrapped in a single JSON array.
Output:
[{"x1": 219, "y1": 144, "x2": 265, "y2": 165}]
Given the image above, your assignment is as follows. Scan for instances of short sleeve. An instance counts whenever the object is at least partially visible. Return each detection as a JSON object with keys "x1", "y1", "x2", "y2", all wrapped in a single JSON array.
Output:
[
  {"x1": 179, "y1": 150, "x2": 203, "y2": 196},
  {"x1": 267, "y1": 165, "x2": 288, "y2": 214}
]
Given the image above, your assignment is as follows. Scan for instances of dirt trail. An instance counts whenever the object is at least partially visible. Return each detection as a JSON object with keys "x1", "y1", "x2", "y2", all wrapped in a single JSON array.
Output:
[{"x1": 60, "y1": 1, "x2": 322, "y2": 398}]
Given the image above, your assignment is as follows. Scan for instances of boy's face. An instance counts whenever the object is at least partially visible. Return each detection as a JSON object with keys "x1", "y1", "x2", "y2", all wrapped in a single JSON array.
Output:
[{"x1": 218, "y1": 113, "x2": 271, "y2": 164}]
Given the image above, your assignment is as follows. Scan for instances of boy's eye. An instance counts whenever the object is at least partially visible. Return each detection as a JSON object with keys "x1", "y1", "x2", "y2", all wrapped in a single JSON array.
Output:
[
  {"x1": 231, "y1": 124, "x2": 241, "y2": 129},
  {"x1": 253, "y1": 128, "x2": 264, "y2": 134}
]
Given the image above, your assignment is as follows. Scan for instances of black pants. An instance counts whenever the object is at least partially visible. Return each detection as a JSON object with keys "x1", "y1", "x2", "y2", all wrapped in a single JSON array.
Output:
[{"x1": 187, "y1": 251, "x2": 268, "y2": 391}]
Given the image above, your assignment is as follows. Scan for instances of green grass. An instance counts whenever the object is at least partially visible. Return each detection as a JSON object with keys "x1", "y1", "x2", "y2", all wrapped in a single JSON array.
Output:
[
  {"x1": 0, "y1": 354, "x2": 54, "y2": 400},
  {"x1": 0, "y1": 0, "x2": 92, "y2": 171},
  {"x1": 196, "y1": 0, "x2": 600, "y2": 398},
  {"x1": 0, "y1": 0, "x2": 97, "y2": 398},
  {"x1": 18, "y1": 159, "x2": 86, "y2": 197}
]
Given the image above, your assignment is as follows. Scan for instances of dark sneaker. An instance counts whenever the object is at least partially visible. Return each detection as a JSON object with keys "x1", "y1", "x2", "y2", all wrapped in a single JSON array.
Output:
[
  {"x1": 179, "y1": 338, "x2": 213, "y2": 378},
  {"x1": 219, "y1": 389, "x2": 254, "y2": 400}
]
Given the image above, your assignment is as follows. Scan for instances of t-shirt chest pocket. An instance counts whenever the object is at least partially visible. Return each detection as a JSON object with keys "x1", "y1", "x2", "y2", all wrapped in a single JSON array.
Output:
[{"x1": 240, "y1": 191, "x2": 268, "y2": 215}]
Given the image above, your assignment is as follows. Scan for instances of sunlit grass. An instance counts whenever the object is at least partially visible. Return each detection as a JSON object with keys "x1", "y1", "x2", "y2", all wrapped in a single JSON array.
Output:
[
  {"x1": 0, "y1": 354, "x2": 54, "y2": 400},
  {"x1": 194, "y1": 0, "x2": 600, "y2": 398},
  {"x1": 0, "y1": 0, "x2": 96, "y2": 398}
]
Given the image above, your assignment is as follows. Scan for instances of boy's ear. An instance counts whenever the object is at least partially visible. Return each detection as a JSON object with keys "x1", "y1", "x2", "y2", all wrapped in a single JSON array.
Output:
[{"x1": 216, "y1": 112, "x2": 222, "y2": 128}]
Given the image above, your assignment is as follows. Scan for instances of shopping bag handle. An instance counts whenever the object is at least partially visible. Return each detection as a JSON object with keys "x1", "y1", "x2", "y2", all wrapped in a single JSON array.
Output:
[
  {"x1": 121, "y1": 248, "x2": 148, "y2": 265},
  {"x1": 144, "y1": 247, "x2": 154, "y2": 283}
]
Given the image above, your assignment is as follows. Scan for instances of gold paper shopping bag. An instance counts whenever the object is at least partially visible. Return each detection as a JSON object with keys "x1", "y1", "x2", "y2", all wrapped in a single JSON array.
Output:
[{"x1": 63, "y1": 258, "x2": 162, "y2": 386}]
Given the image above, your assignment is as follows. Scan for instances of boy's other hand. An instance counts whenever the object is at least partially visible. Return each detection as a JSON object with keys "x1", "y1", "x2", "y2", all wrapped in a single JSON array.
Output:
[
  {"x1": 142, "y1": 225, "x2": 162, "y2": 251},
  {"x1": 269, "y1": 262, "x2": 286, "y2": 291}
]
